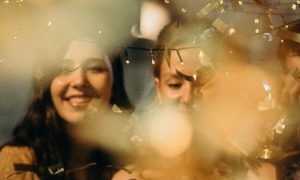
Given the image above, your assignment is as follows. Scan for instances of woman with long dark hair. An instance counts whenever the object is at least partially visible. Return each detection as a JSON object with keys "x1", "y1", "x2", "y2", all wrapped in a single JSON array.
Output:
[{"x1": 0, "y1": 33, "x2": 132, "y2": 179}]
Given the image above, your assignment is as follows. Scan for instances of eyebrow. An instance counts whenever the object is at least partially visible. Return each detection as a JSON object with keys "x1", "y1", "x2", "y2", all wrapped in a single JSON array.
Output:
[{"x1": 161, "y1": 73, "x2": 183, "y2": 81}]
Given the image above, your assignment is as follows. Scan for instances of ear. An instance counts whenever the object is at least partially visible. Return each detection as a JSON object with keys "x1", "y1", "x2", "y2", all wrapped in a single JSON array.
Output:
[{"x1": 154, "y1": 77, "x2": 163, "y2": 104}]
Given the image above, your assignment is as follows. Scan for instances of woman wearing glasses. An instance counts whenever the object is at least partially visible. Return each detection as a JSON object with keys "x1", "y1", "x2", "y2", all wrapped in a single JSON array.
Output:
[{"x1": 0, "y1": 34, "x2": 132, "y2": 179}]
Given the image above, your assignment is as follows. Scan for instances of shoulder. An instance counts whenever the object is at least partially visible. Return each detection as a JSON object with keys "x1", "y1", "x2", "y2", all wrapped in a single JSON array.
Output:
[
  {"x1": 0, "y1": 146, "x2": 39, "y2": 179},
  {"x1": 0, "y1": 146, "x2": 35, "y2": 161}
]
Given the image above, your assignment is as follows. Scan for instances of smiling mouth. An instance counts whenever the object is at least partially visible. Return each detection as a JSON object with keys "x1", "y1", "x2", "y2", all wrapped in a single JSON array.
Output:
[{"x1": 66, "y1": 97, "x2": 92, "y2": 107}]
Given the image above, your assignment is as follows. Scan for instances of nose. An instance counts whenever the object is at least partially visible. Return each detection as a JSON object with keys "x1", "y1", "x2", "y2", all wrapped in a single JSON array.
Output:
[
  {"x1": 179, "y1": 82, "x2": 193, "y2": 104},
  {"x1": 69, "y1": 68, "x2": 89, "y2": 88}
]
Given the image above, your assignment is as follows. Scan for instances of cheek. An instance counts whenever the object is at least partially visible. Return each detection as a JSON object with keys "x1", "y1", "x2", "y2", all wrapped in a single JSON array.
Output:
[
  {"x1": 287, "y1": 56, "x2": 300, "y2": 70},
  {"x1": 50, "y1": 77, "x2": 66, "y2": 100},
  {"x1": 160, "y1": 83, "x2": 181, "y2": 99},
  {"x1": 90, "y1": 74, "x2": 112, "y2": 100}
]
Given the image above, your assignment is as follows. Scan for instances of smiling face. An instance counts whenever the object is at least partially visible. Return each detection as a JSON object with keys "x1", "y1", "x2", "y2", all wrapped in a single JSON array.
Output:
[{"x1": 50, "y1": 40, "x2": 112, "y2": 123}]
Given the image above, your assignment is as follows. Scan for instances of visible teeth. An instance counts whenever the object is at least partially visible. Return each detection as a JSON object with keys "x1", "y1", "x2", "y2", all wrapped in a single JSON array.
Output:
[{"x1": 69, "y1": 97, "x2": 90, "y2": 103}]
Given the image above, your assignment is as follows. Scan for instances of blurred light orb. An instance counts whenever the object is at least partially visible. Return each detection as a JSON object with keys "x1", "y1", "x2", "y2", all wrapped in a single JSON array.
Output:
[{"x1": 149, "y1": 107, "x2": 193, "y2": 157}]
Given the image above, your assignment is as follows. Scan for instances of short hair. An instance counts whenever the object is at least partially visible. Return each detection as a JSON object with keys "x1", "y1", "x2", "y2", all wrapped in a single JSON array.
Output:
[
  {"x1": 153, "y1": 18, "x2": 246, "y2": 78},
  {"x1": 153, "y1": 19, "x2": 213, "y2": 78}
]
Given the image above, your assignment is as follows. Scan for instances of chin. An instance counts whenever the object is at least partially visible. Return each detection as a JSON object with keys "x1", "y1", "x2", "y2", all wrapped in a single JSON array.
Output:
[{"x1": 63, "y1": 114, "x2": 86, "y2": 124}]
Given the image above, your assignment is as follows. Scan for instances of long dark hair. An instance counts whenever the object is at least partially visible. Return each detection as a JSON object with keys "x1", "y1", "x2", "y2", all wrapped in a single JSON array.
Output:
[{"x1": 4, "y1": 35, "x2": 132, "y2": 179}]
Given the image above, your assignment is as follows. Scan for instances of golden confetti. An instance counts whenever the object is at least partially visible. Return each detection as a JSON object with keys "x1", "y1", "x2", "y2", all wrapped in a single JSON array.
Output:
[
  {"x1": 280, "y1": 39, "x2": 284, "y2": 43},
  {"x1": 238, "y1": 0, "x2": 243, "y2": 6},
  {"x1": 219, "y1": 0, "x2": 223, "y2": 5},
  {"x1": 254, "y1": 19, "x2": 259, "y2": 24},
  {"x1": 197, "y1": 2, "x2": 219, "y2": 18},
  {"x1": 292, "y1": 4, "x2": 297, "y2": 10},
  {"x1": 48, "y1": 21, "x2": 52, "y2": 27},
  {"x1": 3, "y1": 0, "x2": 9, "y2": 4},
  {"x1": 193, "y1": 74, "x2": 197, "y2": 81},
  {"x1": 260, "y1": 146, "x2": 272, "y2": 160},
  {"x1": 112, "y1": 104, "x2": 122, "y2": 113},
  {"x1": 263, "y1": 33, "x2": 273, "y2": 42},
  {"x1": 285, "y1": 25, "x2": 289, "y2": 29},
  {"x1": 228, "y1": 28, "x2": 236, "y2": 35},
  {"x1": 125, "y1": 60, "x2": 130, "y2": 64},
  {"x1": 298, "y1": 0, "x2": 300, "y2": 4},
  {"x1": 199, "y1": 50, "x2": 204, "y2": 58},
  {"x1": 164, "y1": 0, "x2": 170, "y2": 4},
  {"x1": 212, "y1": 18, "x2": 235, "y2": 36},
  {"x1": 273, "y1": 114, "x2": 287, "y2": 134},
  {"x1": 130, "y1": 134, "x2": 142, "y2": 143},
  {"x1": 98, "y1": 30, "x2": 102, "y2": 34},
  {"x1": 255, "y1": 28, "x2": 260, "y2": 34},
  {"x1": 212, "y1": 18, "x2": 228, "y2": 34},
  {"x1": 181, "y1": 8, "x2": 187, "y2": 13},
  {"x1": 151, "y1": 59, "x2": 155, "y2": 65},
  {"x1": 269, "y1": 24, "x2": 274, "y2": 30}
]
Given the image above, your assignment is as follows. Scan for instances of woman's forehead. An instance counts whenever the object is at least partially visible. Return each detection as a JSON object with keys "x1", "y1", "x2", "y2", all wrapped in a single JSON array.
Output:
[{"x1": 63, "y1": 40, "x2": 106, "y2": 61}]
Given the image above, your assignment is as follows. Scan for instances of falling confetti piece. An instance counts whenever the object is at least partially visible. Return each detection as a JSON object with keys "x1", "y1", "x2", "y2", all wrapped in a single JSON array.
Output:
[
  {"x1": 238, "y1": 1, "x2": 243, "y2": 6},
  {"x1": 98, "y1": 30, "x2": 102, "y2": 34},
  {"x1": 228, "y1": 28, "x2": 236, "y2": 35},
  {"x1": 263, "y1": 33, "x2": 273, "y2": 42},
  {"x1": 181, "y1": 8, "x2": 187, "y2": 13},
  {"x1": 219, "y1": 0, "x2": 223, "y2": 5},
  {"x1": 254, "y1": 19, "x2": 259, "y2": 24},
  {"x1": 193, "y1": 74, "x2": 197, "y2": 81},
  {"x1": 164, "y1": 0, "x2": 170, "y2": 4},
  {"x1": 255, "y1": 29, "x2": 260, "y2": 34},
  {"x1": 298, "y1": 0, "x2": 300, "y2": 4},
  {"x1": 280, "y1": 39, "x2": 284, "y2": 43},
  {"x1": 125, "y1": 60, "x2": 130, "y2": 64},
  {"x1": 197, "y1": 2, "x2": 219, "y2": 18},
  {"x1": 112, "y1": 104, "x2": 123, "y2": 113},
  {"x1": 199, "y1": 51, "x2": 204, "y2": 58},
  {"x1": 292, "y1": 4, "x2": 297, "y2": 10},
  {"x1": 48, "y1": 21, "x2": 52, "y2": 27},
  {"x1": 152, "y1": 59, "x2": 155, "y2": 65},
  {"x1": 285, "y1": 25, "x2": 289, "y2": 29}
]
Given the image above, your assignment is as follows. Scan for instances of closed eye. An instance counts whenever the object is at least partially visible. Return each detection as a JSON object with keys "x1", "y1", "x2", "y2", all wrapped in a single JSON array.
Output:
[
  {"x1": 84, "y1": 65, "x2": 108, "y2": 73},
  {"x1": 168, "y1": 83, "x2": 183, "y2": 89},
  {"x1": 83, "y1": 58, "x2": 108, "y2": 73}
]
